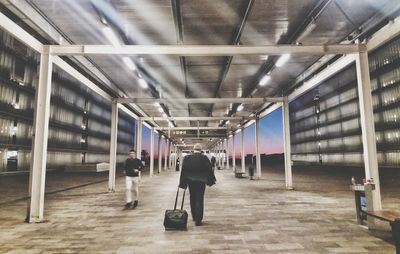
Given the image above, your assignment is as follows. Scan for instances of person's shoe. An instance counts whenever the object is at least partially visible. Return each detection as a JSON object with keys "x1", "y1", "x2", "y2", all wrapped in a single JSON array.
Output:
[
  {"x1": 124, "y1": 202, "x2": 132, "y2": 209},
  {"x1": 132, "y1": 200, "x2": 138, "y2": 209},
  {"x1": 195, "y1": 221, "x2": 202, "y2": 226}
]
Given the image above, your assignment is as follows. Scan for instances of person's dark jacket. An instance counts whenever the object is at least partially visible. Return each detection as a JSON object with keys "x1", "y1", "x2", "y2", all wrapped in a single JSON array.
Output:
[
  {"x1": 124, "y1": 158, "x2": 144, "y2": 177},
  {"x1": 210, "y1": 156, "x2": 216, "y2": 166},
  {"x1": 179, "y1": 152, "x2": 216, "y2": 189}
]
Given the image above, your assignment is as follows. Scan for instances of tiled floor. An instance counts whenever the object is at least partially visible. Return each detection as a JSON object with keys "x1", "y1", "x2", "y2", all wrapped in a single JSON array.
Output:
[{"x1": 0, "y1": 164, "x2": 399, "y2": 253}]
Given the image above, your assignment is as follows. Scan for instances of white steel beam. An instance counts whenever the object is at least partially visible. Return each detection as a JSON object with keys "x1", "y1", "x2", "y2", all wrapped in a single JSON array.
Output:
[
  {"x1": 0, "y1": 11, "x2": 42, "y2": 53},
  {"x1": 155, "y1": 126, "x2": 228, "y2": 130},
  {"x1": 282, "y1": 97, "x2": 293, "y2": 190},
  {"x1": 255, "y1": 118, "x2": 262, "y2": 179},
  {"x1": 355, "y1": 51, "x2": 382, "y2": 210},
  {"x1": 150, "y1": 127, "x2": 154, "y2": 177},
  {"x1": 140, "y1": 116, "x2": 253, "y2": 121},
  {"x1": 108, "y1": 102, "x2": 118, "y2": 192},
  {"x1": 367, "y1": 16, "x2": 400, "y2": 51},
  {"x1": 241, "y1": 128, "x2": 245, "y2": 173},
  {"x1": 28, "y1": 47, "x2": 52, "y2": 223},
  {"x1": 117, "y1": 97, "x2": 283, "y2": 104},
  {"x1": 288, "y1": 54, "x2": 356, "y2": 102},
  {"x1": 52, "y1": 57, "x2": 112, "y2": 100},
  {"x1": 49, "y1": 44, "x2": 360, "y2": 56}
]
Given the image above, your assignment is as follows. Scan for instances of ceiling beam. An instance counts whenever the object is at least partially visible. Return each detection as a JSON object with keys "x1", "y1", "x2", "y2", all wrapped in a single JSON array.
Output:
[
  {"x1": 48, "y1": 44, "x2": 362, "y2": 56},
  {"x1": 155, "y1": 127, "x2": 228, "y2": 130},
  {"x1": 140, "y1": 116, "x2": 254, "y2": 121},
  {"x1": 116, "y1": 97, "x2": 283, "y2": 104}
]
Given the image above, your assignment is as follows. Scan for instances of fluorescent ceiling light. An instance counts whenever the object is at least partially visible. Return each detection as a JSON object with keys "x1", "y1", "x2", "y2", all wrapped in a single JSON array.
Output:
[
  {"x1": 102, "y1": 27, "x2": 120, "y2": 46},
  {"x1": 276, "y1": 54, "x2": 290, "y2": 67},
  {"x1": 259, "y1": 74, "x2": 271, "y2": 86},
  {"x1": 138, "y1": 78, "x2": 148, "y2": 89},
  {"x1": 237, "y1": 104, "x2": 244, "y2": 112},
  {"x1": 123, "y1": 57, "x2": 137, "y2": 71}
]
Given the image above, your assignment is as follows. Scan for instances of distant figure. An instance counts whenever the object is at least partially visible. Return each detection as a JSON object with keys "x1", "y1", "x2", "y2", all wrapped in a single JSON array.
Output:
[
  {"x1": 179, "y1": 143, "x2": 216, "y2": 226},
  {"x1": 210, "y1": 156, "x2": 216, "y2": 171},
  {"x1": 124, "y1": 149, "x2": 144, "y2": 209},
  {"x1": 175, "y1": 157, "x2": 180, "y2": 171}
]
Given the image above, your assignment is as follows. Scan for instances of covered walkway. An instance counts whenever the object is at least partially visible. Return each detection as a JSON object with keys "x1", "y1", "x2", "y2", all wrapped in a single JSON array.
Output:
[{"x1": 0, "y1": 165, "x2": 398, "y2": 253}]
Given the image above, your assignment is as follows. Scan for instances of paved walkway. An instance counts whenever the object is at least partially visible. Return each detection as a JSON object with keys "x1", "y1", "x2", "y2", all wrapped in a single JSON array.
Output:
[{"x1": 0, "y1": 165, "x2": 399, "y2": 253}]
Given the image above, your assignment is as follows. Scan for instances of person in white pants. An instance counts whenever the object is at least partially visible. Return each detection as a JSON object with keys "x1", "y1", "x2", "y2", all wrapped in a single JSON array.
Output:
[{"x1": 124, "y1": 149, "x2": 144, "y2": 209}]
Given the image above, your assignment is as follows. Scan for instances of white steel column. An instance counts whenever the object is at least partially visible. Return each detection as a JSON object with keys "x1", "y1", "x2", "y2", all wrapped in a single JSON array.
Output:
[
  {"x1": 28, "y1": 47, "x2": 53, "y2": 223},
  {"x1": 226, "y1": 138, "x2": 230, "y2": 169},
  {"x1": 232, "y1": 134, "x2": 236, "y2": 172},
  {"x1": 355, "y1": 50, "x2": 382, "y2": 210},
  {"x1": 220, "y1": 142, "x2": 223, "y2": 167},
  {"x1": 283, "y1": 97, "x2": 293, "y2": 189},
  {"x1": 255, "y1": 117, "x2": 262, "y2": 179},
  {"x1": 216, "y1": 143, "x2": 220, "y2": 167},
  {"x1": 241, "y1": 128, "x2": 245, "y2": 173},
  {"x1": 158, "y1": 135, "x2": 162, "y2": 173},
  {"x1": 150, "y1": 127, "x2": 154, "y2": 177},
  {"x1": 108, "y1": 101, "x2": 118, "y2": 192},
  {"x1": 164, "y1": 138, "x2": 168, "y2": 170},
  {"x1": 173, "y1": 145, "x2": 177, "y2": 169},
  {"x1": 136, "y1": 120, "x2": 142, "y2": 159},
  {"x1": 168, "y1": 140, "x2": 172, "y2": 168}
]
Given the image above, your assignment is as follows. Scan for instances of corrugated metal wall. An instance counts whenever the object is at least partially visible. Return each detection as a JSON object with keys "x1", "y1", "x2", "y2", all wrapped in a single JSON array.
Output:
[
  {"x1": 290, "y1": 35, "x2": 400, "y2": 168},
  {"x1": 0, "y1": 29, "x2": 136, "y2": 172}
]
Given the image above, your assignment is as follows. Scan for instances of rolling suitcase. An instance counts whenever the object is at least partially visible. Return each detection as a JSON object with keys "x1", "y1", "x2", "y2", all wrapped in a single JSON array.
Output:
[{"x1": 163, "y1": 187, "x2": 188, "y2": 230}]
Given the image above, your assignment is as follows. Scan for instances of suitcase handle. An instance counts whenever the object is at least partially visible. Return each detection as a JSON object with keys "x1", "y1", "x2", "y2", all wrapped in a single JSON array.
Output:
[{"x1": 174, "y1": 187, "x2": 186, "y2": 210}]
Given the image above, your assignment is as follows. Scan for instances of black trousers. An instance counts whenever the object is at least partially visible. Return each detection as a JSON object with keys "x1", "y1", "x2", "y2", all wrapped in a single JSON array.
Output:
[{"x1": 188, "y1": 180, "x2": 206, "y2": 223}]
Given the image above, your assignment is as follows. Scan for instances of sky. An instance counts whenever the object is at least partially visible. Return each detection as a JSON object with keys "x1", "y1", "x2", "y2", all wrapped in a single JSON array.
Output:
[{"x1": 140, "y1": 107, "x2": 283, "y2": 159}]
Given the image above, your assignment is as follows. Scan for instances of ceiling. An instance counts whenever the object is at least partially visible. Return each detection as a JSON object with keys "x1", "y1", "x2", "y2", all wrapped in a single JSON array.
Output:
[{"x1": 2, "y1": 0, "x2": 399, "y2": 147}]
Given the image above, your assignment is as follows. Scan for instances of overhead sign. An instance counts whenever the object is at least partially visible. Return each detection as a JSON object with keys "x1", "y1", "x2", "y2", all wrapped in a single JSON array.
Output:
[{"x1": 171, "y1": 129, "x2": 226, "y2": 138}]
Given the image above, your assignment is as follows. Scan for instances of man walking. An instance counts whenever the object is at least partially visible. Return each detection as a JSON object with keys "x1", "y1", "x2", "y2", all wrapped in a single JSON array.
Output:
[
  {"x1": 124, "y1": 149, "x2": 144, "y2": 209},
  {"x1": 179, "y1": 143, "x2": 216, "y2": 226}
]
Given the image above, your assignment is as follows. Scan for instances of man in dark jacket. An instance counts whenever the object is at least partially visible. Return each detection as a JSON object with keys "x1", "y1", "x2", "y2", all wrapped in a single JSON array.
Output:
[
  {"x1": 124, "y1": 149, "x2": 144, "y2": 209},
  {"x1": 179, "y1": 143, "x2": 216, "y2": 226},
  {"x1": 210, "y1": 156, "x2": 216, "y2": 171}
]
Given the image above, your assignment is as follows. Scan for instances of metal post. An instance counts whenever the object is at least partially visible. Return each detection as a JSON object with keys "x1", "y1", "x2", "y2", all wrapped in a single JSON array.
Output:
[
  {"x1": 255, "y1": 117, "x2": 262, "y2": 179},
  {"x1": 158, "y1": 134, "x2": 162, "y2": 173},
  {"x1": 219, "y1": 142, "x2": 223, "y2": 168},
  {"x1": 27, "y1": 47, "x2": 53, "y2": 223},
  {"x1": 232, "y1": 134, "x2": 236, "y2": 172},
  {"x1": 216, "y1": 143, "x2": 220, "y2": 167},
  {"x1": 164, "y1": 138, "x2": 168, "y2": 170},
  {"x1": 173, "y1": 145, "x2": 176, "y2": 169},
  {"x1": 168, "y1": 140, "x2": 172, "y2": 169},
  {"x1": 241, "y1": 128, "x2": 245, "y2": 173},
  {"x1": 150, "y1": 127, "x2": 154, "y2": 177},
  {"x1": 108, "y1": 101, "x2": 118, "y2": 192},
  {"x1": 355, "y1": 49, "x2": 382, "y2": 210},
  {"x1": 136, "y1": 119, "x2": 142, "y2": 159},
  {"x1": 226, "y1": 138, "x2": 230, "y2": 170},
  {"x1": 283, "y1": 97, "x2": 293, "y2": 189}
]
